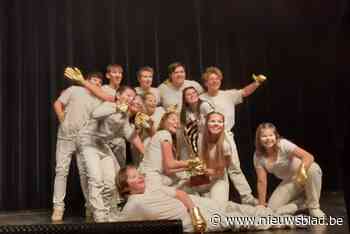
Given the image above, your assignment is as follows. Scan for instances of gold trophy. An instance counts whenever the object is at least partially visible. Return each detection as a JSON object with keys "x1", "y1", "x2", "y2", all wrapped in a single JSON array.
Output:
[
  {"x1": 184, "y1": 121, "x2": 210, "y2": 187},
  {"x1": 134, "y1": 112, "x2": 152, "y2": 129},
  {"x1": 252, "y1": 73, "x2": 267, "y2": 83}
]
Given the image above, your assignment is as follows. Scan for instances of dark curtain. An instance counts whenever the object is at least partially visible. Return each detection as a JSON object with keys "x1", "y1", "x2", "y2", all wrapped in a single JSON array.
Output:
[{"x1": 0, "y1": 0, "x2": 348, "y2": 211}]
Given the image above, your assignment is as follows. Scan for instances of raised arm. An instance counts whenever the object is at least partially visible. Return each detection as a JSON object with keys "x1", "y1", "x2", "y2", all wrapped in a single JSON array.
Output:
[
  {"x1": 81, "y1": 80, "x2": 115, "y2": 102},
  {"x1": 242, "y1": 74, "x2": 266, "y2": 98},
  {"x1": 241, "y1": 81, "x2": 261, "y2": 98}
]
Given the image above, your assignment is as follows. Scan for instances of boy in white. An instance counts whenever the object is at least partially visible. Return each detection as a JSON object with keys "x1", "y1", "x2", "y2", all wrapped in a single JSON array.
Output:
[
  {"x1": 158, "y1": 62, "x2": 203, "y2": 113},
  {"x1": 51, "y1": 72, "x2": 103, "y2": 221},
  {"x1": 254, "y1": 122, "x2": 325, "y2": 217},
  {"x1": 135, "y1": 66, "x2": 161, "y2": 105},
  {"x1": 79, "y1": 86, "x2": 145, "y2": 222},
  {"x1": 101, "y1": 64, "x2": 127, "y2": 170},
  {"x1": 200, "y1": 67, "x2": 265, "y2": 205}
]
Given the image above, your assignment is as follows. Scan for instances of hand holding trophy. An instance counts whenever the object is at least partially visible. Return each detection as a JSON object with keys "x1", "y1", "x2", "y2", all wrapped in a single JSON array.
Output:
[
  {"x1": 184, "y1": 121, "x2": 210, "y2": 187},
  {"x1": 293, "y1": 163, "x2": 308, "y2": 187},
  {"x1": 64, "y1": 67, "x2": 85, "y2": 84},
  {"x1": 252, "y1": 73, "x2": 267, "y2": 84}
]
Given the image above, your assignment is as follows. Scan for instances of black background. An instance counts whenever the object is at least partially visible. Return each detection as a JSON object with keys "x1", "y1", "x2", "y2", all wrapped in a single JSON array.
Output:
[{"x1": 0, "y1": 0, "x2": 349, "y2": 214}]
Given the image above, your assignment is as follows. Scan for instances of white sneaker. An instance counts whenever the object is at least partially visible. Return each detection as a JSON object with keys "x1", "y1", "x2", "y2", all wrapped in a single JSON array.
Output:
[
  {"x1": 51, "y1": 208, "x2": 64, "y2": 222},
  {"x1": 309, "y1": 208, "x2": 326, "y2": 218}
]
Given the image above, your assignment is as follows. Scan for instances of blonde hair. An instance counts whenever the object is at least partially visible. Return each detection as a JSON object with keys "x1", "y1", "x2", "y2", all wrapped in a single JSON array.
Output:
[
  {"x1": 255, "y1": 122, "x2": 281, "y2": 157},
  {"x1": 201, "y1": 112, "x2": 227, "y2": 177},
  {"x1": 201, "y1": 66, "x2": 223, "y2": 81}
]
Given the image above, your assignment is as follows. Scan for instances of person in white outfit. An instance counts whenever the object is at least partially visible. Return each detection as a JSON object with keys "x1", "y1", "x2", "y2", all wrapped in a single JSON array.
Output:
[
  {"x1": 79, "y1": 86, "x2": 145, "y2": 222},
  {"x1": 253, "y1": 122, "x2": 325, "y2": 217},
  {"x1": 135, "y1": 66, "x2": 161, "y2": 105},
  {"x1": 101, "y1": 64, "x2": 127, "y2": 169},
  {"x1": 138, "y1": 111, "x2": 211, "y2": 232},
  {"x1": 113, "y1": 166, "x2": 304, "y2": 232},
  {"x1": 133, "y1": 92, "x2": 165, "y2": 166},
  {"x1": 199, "y1": 66, "x2": 265, "y2": 205},
  {"x1": 51, "y1": 72, "x2": 103, "y2": 222},
  {"x1": 158, "y1": 62, "x2": 203, "y2": 113},
  {"x1": 193, "y1": 112, "x2": 258, "y2": 205}
]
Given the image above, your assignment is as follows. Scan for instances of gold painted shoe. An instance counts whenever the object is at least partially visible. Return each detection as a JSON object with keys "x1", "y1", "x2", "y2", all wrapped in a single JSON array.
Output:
[{"x1": 190, "y1": 207, "x2": 207, "y2": 233}]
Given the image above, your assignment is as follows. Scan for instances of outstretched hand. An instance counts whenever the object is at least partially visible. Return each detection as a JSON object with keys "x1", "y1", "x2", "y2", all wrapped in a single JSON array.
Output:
[{"x1": 64, "y1": 67, "x2": 85, "y2": 84}]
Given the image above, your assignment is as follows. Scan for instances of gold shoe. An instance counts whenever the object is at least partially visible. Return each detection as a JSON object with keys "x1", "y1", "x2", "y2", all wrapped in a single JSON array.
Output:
[{"x1": 190, "y1": 207, "x2": 207, "y2": 233}]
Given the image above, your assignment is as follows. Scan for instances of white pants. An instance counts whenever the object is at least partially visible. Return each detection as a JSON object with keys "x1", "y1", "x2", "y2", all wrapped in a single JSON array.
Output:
[
  {"x1": 108, "y1": 137, "x2": 126, "y2": 168},
  {"x1": 52, "y1": 138, "x2": 87, "y2": 210},
  {"x1": 80, "y1": 139, "x2": 122, "y2": 222},
  {"x1": 225, "y1": 131, "x2": 254, "y2": 200},
  {"x1": 268, "y1": 163, "x2": 322, "y2": 212}
]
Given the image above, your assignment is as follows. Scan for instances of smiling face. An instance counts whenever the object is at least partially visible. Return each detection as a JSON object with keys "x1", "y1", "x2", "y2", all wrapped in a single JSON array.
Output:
[
  {"x1": 118, "y1": 88, "x2": 136, "y2": 105},
  {"x1": 138, "y1": 70, "x2": 153, "y2": 90},
  {"x1": 106, "y1": 67, "x2": 123, "y2": 88},
  {"x1": 129, "y1": 95, "x2": 144, "y2": 114},
  {"x1": 163, "y1": 113, "x2": 179, "y2": 134},
  {"x1": 184, "y1": 87, "x2": 199, "y2": 106},
  {"x1": 207, "y1": 113, "x2": 225, "y2": 136},
  {"x1": 170, "y1": 65, "x2": 186, "y2": 88},
  {"x1": 259, "y1": 128, "x2": 277, "y2": 149},
  {"x1": 126, "y1": 167, "x2": 145, "y2": 194},
  {"x1": 144, "y1": 93, "x2": 157, "y2": 114},
  {"x1": 205, "y1": 73, "x2": 222, "y2": 94}
]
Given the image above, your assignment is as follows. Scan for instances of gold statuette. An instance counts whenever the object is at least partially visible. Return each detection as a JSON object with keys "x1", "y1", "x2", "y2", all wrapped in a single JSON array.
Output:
[
  {"x1": 116, "y1": 102, "x2": 128, "y2": 113},
  {"x1": 190, "y1": 207, "x2": 207, "y2": 233},
  {"x1": 252, "y1": 73, "x2": 267, "y2": 84},
  {"x1": 135, "y1": 112, "x2": 152, "y2": 129},
  {"x1": 64, "y1": 67, "x2": 85, "y2": 84},
  {"x1": 293, "y1": 163, "x2": 308, "y2": 187}
]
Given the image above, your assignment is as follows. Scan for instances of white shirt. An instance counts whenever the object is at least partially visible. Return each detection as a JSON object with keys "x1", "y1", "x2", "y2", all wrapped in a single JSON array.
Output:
[
  {"x1": 200, "y1": 89, "x2": 243, "y2": 130},
  {"x1": 253, "y1": 139, "x2": 301, "y2": 180},
  {"x1": 158, "y1": 80, "x2": 204, "y2": 113},
  {"x1": 57, "y1": 86, "x2": 101, "y2": 139}
]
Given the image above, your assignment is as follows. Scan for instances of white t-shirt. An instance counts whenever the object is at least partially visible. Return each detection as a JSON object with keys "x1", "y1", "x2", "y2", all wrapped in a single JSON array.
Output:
[
  {"x1": 141, "y1": 130, "x2": 173, "y2": 174},
  {"x1": 158, "y1": 79, "x2": 204, "y2": 113},
  {"x1": 200, "y1": 89, "x2": 243, "y2": 130},
  {"x1": 57, "y1": 86, "x2": 101, "y2": 139},
  {"x1": 253, "y1": 139, "x2": 301, "y2": 180}
]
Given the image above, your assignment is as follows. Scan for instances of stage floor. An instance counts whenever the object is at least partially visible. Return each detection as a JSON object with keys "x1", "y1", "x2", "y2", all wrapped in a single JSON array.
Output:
[{"x1": 0, "y1": 191, "x2": 348, "y2": 234}]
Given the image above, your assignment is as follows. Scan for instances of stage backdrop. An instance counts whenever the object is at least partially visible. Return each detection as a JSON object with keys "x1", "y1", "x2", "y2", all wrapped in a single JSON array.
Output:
[{"x1": 0, "y1": 0, "x2": 348, "y2": 211}]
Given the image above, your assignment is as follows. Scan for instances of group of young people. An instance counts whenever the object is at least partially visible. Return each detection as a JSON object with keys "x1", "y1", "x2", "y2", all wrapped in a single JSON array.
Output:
[{"x1": 51, "y1": 62, "x2": 325, "y2": 232}]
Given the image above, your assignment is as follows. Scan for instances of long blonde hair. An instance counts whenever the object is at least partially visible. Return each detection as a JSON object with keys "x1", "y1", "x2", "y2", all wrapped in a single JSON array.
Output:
[
  {"x1": 255, "y1": 122, "x2": 281, "y2": 157},
  {"x1": 201, "y1": 112, "x2": 227, "y2": 176}
]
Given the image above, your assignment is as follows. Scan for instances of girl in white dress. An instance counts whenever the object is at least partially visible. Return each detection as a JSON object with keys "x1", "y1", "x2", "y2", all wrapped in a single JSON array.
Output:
[{"x1": 254, "y1": 122, "x2": 325, "y2": 217}]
